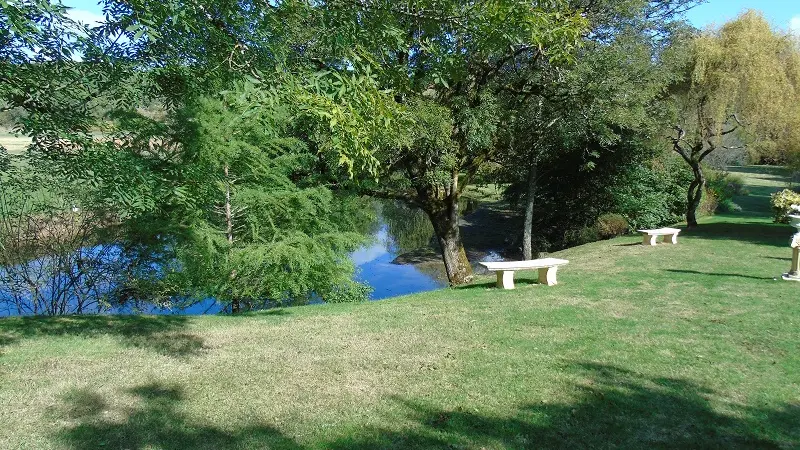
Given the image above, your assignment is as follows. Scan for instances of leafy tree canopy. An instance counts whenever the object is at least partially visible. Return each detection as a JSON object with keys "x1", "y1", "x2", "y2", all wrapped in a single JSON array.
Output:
[{"x1": 671, "y1": 10, "x2": 800, "y2": 226}]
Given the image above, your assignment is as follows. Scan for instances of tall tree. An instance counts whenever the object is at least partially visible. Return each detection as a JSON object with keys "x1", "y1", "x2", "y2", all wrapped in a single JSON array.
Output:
[
  {"x1": 310, "y1": 0, "x2": 587, "y2": 284},
  {"x1": 1, "y1": 0, "x2": 402, "y2": 312},
  {"x1": 163, "y1": 86, "x2": 375, "y2": 311},
  {"x1": 671, "y1": 10, "x2": 800, "y2": 227},
  {"x1": 499, "y1": 0, "x2": 695, "y2": 259}
]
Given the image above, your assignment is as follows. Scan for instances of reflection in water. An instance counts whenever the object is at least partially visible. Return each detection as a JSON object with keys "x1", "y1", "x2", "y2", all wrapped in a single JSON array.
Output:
[
  {"x1": 352, "y1": 226, "x2": 445, "y2": 300},
  {"x1": 378, "y1": 201, "x2": 435, "y2": 255},
  {"x1": 0, "y1": 201, "x2": 450, "y2": 316}
]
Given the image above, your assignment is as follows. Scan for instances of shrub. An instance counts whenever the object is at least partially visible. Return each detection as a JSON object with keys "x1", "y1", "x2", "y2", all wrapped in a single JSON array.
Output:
[
  {"x1": 609, "y1": 155, "x2": 693, "y2": 230},
  {"x1": 322, "y1": 280, "x2": 372, "y2": 303},
  {"x1": 695, "y1": 170, "x2": 747, "y2": 215},
  {"x1": 698, "y1": 190, "x2": 719, "y2": 216},
  {"x1": 595, "y1": 213, "x2": 629, "y2": 239},
  {"x1": 564, "y1": 226, "x2": 600, "y2": 247},
  {"x1": 718, "y1": 199, "x2": 743, "y2": 213},
  {"x1": 706, "y1": 170, "x2": 747, "y2": 202},
  {"x1": 770, "y1": 189, "x2": 800, "y2": 223}
]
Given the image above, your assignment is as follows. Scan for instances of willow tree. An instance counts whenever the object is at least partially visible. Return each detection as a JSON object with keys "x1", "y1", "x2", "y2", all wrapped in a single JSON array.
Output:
[{"x1": 672, "y1": 10, "x2": 800, "y2": 227}]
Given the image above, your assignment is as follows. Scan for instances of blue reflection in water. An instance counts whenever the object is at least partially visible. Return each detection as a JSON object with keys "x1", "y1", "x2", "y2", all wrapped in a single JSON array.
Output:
[
  {"x1": 111, "y1": 299, "x2": 224, "y2": 316},
  {"x1": 352, "y1": 227, "x2": 445, "y2": 300},
  {"x1": 1, "y1": 222, "x2": 445, "y2": 316}
]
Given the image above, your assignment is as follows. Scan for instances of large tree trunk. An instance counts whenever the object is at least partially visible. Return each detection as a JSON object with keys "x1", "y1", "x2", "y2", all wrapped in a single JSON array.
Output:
[
  {"x1": 686, "y1": 162, "x2": 705, "y2": 228},
  {"x1": 429, "y1": 211, "x2": 472, "y2": 285},
  {"x1": 423, "y1": 193, "x2": 473, "y2": 286},
  {"x1": 522, "y1": 163, "x2": 538, "y2": 260}
]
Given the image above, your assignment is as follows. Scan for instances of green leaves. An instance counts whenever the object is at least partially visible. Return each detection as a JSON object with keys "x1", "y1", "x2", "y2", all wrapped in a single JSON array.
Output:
[
  {"x1": 679, "y1": 11, "x2": 800, "y2": 165},
  {"x1": 161, "y1": 88, "x2": 375, "y2": 308}
]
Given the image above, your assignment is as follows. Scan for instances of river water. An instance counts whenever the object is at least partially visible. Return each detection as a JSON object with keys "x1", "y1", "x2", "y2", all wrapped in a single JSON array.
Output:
[
  {"x1": 0, "y1": 203, "x2": 449, "y2": 316},
  {"x1": 352, "y1": 225, "x2": 446, "y2": 299}
]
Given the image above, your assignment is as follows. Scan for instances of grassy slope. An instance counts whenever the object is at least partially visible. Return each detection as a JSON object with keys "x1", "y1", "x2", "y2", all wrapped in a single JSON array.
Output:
[{"x1": 0, "y1": 167, "x2": 798, "y2": 449}]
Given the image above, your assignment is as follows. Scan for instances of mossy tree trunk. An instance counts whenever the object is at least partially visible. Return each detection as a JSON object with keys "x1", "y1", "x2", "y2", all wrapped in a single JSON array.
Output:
[{"x1": 426, "y1": 199, "x2": 473, "y2": 285}]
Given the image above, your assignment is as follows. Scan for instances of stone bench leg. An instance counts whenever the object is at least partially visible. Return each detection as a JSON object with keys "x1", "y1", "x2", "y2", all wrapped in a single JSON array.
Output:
[
  {"x1": 663, "y1": 233, "x2": 678, "y2": 244},
  {"x1": 538, "y1": 266, "x2": 559, "y2": 286},
  {"x1": 642, "y1": 234, "x2": 658, "y2": 246},
  {"x1": 496, "y1": 270, "x2": 515, "y2": 289}
]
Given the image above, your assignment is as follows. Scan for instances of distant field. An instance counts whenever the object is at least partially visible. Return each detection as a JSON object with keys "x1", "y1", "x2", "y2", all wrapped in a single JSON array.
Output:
[{"x1": 0, "y1": 131, "x2": 31, "y2": 155}]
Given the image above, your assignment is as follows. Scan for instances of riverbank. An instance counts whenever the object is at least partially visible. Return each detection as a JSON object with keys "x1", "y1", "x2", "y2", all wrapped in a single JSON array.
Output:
[
  {"x1": 393, "y1": 185, "x2": 524, "y2": 280},
  {"x1": 1, "y1": 166, "x2": 798, "y2": 448}
]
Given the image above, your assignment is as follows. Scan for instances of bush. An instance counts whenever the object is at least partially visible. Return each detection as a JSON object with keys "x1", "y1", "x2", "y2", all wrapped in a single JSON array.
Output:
[
  {"x1": 694, "y1": 170, "x2": 747, "y2": 216},
  {"x1": 595, "y1": 213, "x2": 629, "y2": 239},
  {"x1": 770, "y1": 189, "x2": 800, "y2": 223},
  {"x1": 706, "y1": 170, "x2": 748, "y2": 203},
  {"x1": 323, "y1": 280, "x2": 372, "y2": 303},
  {"x1": 610, "y1": 155, "x2": 693, "y2": 230},
  {"x1": 698, "y1": 189, "x2": 719, "y2": 216},
  {"x1": 567, "y1": 226, "x2": 600, "y2": 246}
]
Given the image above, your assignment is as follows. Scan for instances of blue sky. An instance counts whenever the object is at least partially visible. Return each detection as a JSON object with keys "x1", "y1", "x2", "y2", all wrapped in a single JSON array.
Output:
[
  {"x1": 62, "y1": 0, "x2": 800, "y2": 33},
  {"x1": 686, "y1": 0, "x2": 800, "y2": 31}
]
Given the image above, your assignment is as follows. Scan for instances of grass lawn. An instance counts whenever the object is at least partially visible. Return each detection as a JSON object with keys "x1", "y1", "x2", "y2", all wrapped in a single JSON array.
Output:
[{"x1": 0, "y1": 166, "x2": 798, "y2": 449}]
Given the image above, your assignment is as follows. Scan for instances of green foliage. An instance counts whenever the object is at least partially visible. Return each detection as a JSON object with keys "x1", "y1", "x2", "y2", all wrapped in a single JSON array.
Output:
[
  {"x1": 290, "y1": 68, "x2": 406, "y2": 177},
  {"x1": 595, "y1": 214, "x2": 630, "y2": 239},
  {"x1": 706, "y1": 170, "x2": 748, "y2": 200},
  {"x1": 770, "y1": 189, "x2": 800, "y2": 223},
  {"x1": 494, "y1": 0, "x2": 695, "y2": 251},
  {"x1": 565, "y1": 225, "x2": 601, "y2": 247},
  {"x1": 697, "y1": 189, "x2": 719, "y2": 217},
  {"x1": 705, "y1": 169, "x2": 746, "y2": 213},
  {"x1": 604, "y1": 154, "x2": 693, "y2": 231},
  {"x1": 164, "y1": 89, "x2": 375, "y2": 308},
  {"x1": 323, "y1": 281, "x2": 374, "y2": 304}
]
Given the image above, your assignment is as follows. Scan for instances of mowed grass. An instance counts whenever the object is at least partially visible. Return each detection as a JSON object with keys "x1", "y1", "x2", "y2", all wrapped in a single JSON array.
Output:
[{"x1": 0, "y1": 167, "x2": 798, "y2": 449}]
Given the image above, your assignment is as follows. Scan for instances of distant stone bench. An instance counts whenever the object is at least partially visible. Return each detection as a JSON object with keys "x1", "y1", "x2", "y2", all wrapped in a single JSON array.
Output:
[
  {"x1": 478, "y1": 258, "x2": 569, "y2": 289},
  {"x1": 638, "y1": 227, "x2": 681, "y2": 246}
]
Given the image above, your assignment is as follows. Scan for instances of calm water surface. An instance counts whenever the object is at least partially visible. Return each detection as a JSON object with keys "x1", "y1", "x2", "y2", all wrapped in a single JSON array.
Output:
[
  {"x1": 0, "y1": 206, "x2": 446, "y2": 316},
  {"x1": 352, "y1": 226, "x2": 446, "y2": 299}
]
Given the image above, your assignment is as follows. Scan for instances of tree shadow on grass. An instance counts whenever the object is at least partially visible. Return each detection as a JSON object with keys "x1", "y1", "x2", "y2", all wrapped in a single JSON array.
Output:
[
  {"x1": 57, "y1": 382, "x2": 301, "y2": 450},
  {"x1": 762, "y1": 255, "x2": 790, "y2": 261},
  {"x1": 0, "y1": 315, "x2": 204, "y2": 358},
  {"x1": 614, "y1": 242, "x2": 643, "y2": 247},
  {"x1": 664, "y1": 269, "x2": 777, "y2": 281},
  {"x1": 681, "y1": 222, "x2": 789, "y2": 247},
  {"x1": 51, "y1": 363, "x2": 798, "y2": 449},
  {"x1": 325, "y1": 362, "x2": 798, "y2": 449},
  {"x1": 455, "y1": 279, "x2": 542, "y2": 291}
]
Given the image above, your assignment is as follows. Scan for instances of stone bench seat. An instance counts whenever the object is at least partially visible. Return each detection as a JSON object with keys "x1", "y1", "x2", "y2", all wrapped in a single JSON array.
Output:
[
  {"x1": 479, "y1": 258, "x2": 569, "y2": 290},
  {"x1": 637, "y1": 227, "x2": 681, "y2": 246}
]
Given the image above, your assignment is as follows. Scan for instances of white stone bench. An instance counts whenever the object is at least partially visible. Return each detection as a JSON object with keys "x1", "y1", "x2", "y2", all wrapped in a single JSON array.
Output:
[
  {"x1": 637, "y1": 227, "x2": 681, "y2": 246},
  {"x1": 478, "y1": 258, "x2": 569, "y2": 289}
]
